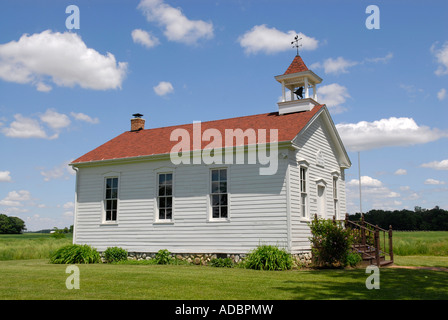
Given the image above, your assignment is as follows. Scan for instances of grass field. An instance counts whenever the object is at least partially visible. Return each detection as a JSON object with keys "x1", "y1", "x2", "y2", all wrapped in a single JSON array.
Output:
[
  {"x1": 0, "y1": 232, "x2": 447, "y2": 300},
  {"x1": 392, "y1": 231, "x2": 448, "y2": 256},
  {"x1": 0, "y1": 259, "x2": 447, "y2": 300},
  {"x1": 0, "y1": 233, "x2": 72, "y2": 260}
]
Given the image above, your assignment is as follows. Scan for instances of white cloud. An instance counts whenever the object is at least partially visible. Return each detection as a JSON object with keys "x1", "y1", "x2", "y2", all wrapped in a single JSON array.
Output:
[
  {"x1": 317, "y1": 83, "x2": 350, "y2": 114},
  {"x1": 0, "y1": 171, "x2": 12, "y2": 182},
  {"x1": 1, "y1": 114, "x2": 57, "y2": 139},
  {"x1": 431, "y1": 41, "x2": 448, "y2": 76},
  {"x1": 64, "y1": 211, "x2": 74, "y2": 217},
  {"x1": 1, "y1": 109, "x2": 92, "y2": 139},
  {"x1": 36, "y1": 82, "x2": 52, "y2": 92},
  {"x1": 40, "y1": 160, "x2": 75, "y2": 182},
  {"x1": 153, "y1": 81, "x2": 174, "y2": 96},
  {"x1": 311, "y1": 52, "x2": 393, "y2": 75},
  {"x1": 424, "y1": 178, "x2": 446, "y2": 185},
  {"x1": 394, "y1": 169, "x2": 407, "y2": 175},
  {"x1": 365, "y1": 52, "x2": 393, "y2": 63},
  {"x1": 336, "y1": 117, "x2": 448, "y2": 152},
  {"x1": 348, "y1": 176, "x2": 383, "y2": 188},
  {"x1": 346, "y1": 176, "x2": 401, "y2": 213},
  {"x1": 138, "y1": 0, "x2": 213, "y2": 45},
  {"x1": 62, "y1": 201, "x2": 75, "y2": 217},
  {"x1": 421, "y1": 159, "x2": 448, "y2": 170},
  {"x1": 0, "y1": 190, "x2": 31, "y2": 207},
  {"x1": 238, "y1": 25, "x2": 318, "y2": 55},
  {"x1": 63, "y1": 202, "x2": 74, "y2": 209},
  {"x1": 437, "y1": 88, "x2": 446, "y2": 101},
  {"x1": 311, "y1": 57, "x2": 358, "y2": 75},
  {"x1": 40, "y1": 109, "x2": 71, "y2": 130},
  {"x1": 0, "y1": 30, "x2": 127, "y2": 91},
  {"x1": 131, "y1": 29, "x2": 160, "y2": 48},
  {"x1": 70, "y1": 112, "x2": 99, "y2": 124}
]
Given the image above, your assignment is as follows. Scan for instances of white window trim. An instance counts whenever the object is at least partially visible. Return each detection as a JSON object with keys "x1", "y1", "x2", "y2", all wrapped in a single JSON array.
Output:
[
  {"x1": 101, "y1": 171, "x2": 121, "y2": 225},
  {"x1": 334, "y1": 199, "x2": 339, "y2": 220},
  {"x1": 333, "y1": 175, "x2": 339, "y2": 219},
  {"x1": 298, "y1": 161, "x2": 309, "y2": 220},
  {"x1": 333, "y1": 175, "x2": 339, "y2": 198},
  {"x1": 154, "y1": 167, "x2": 175, "y2": 224},
  {"x1": 208, "y1": 166, "x2": 230, "y2": 222}
]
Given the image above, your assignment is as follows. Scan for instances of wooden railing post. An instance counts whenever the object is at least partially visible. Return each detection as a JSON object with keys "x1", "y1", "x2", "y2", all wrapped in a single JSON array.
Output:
[
  {"x1": 361, "y1": 214, "x2": 366, "y2": 246},
  {"x1": 374, "y1": 226, "x2": 380, "y2": 267},
  {"x1": 389, "y1": 225, "x2": 394, "y2": 263}
]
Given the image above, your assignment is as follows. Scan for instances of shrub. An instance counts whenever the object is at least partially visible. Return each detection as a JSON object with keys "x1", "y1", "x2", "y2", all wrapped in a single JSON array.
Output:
[
  {"x1": 50, "y1": 244, "x2": 101, "y2": 264},
  {"x1": 308, "y1": 217, "x2": 353, "y2": 268},
  {"x1": 346, "y1": 251, "x2": 362, "y2": 267},
  {"x1": 243, "y1": 245, "x2": 292, "y2": 271},
  {"x1": 50, "y1": 229, "x2": 66, "y2": 239},
  {"x1": 210, "y1": 257, "x2": 234, "y2": 268},
  {"x1": 154, "y1": 249, "x2": 173, "y2": 265},
  {"x1": 103, "y1": 247, "x2": 128, "y2": 263}
]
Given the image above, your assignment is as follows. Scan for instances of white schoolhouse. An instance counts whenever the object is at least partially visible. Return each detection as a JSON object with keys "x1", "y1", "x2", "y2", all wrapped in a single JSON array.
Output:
[{"x1": 70, "y1": 55, "x2": 351, "y2": 261}]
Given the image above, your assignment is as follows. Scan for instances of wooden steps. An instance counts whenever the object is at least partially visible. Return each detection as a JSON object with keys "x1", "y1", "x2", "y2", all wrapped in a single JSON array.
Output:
[
  {"x1": 353, "y1": 244, "x2": 393, "y2": 267},
  {"x1": 345, "y1": 214, "x2": 394, "y2": 268}
]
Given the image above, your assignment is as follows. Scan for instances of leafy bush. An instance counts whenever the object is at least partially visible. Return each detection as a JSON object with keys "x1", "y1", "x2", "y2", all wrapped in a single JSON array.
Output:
[
  {"x1": 210, "y1": 257, "x2": 234, "y2": 268},
  {"x1": 50, "y1": 229, "x2": 66, "y2": 239},
  {"x1": 104, "y1": 247, "x2": 128, "y2": 263},
  {"x1": 50, "y1": 244, "x2": 101, "y2": 264},
  {"x1": 154, "y1": 249, "x2": 173, "y2": 265},
  {"x1": 346, "y1": 251, "x2": 362, "y2": 267},
  {"x1": 243, "y1": 245, "x2": 292, "y2": 271},
  {"x1": 309, "y1": 217, "x2": 353, "y2": 268}
]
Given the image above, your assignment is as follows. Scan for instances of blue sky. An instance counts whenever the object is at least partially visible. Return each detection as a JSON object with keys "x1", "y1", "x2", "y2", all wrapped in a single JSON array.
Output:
[{"x1": 0, "y1": 0, "x2": 447, "y2": 230}]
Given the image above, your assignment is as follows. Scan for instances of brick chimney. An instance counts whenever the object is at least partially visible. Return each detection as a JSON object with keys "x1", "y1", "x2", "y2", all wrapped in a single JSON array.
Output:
[{"x1": 130, "y1": 113, "x2": 145, "y2": 131}]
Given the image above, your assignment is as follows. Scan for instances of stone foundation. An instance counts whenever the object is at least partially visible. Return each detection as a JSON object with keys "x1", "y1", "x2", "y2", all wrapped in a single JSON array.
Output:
[
  {"x1": 292, "y1": 251, "x2": 313, "y2": 267},
  {"x1": 106, "y1": 251, "x2": 313, "y2": 267},
  {"x1": 124, "y1": 252, "x2": 246, "y2": 265}
]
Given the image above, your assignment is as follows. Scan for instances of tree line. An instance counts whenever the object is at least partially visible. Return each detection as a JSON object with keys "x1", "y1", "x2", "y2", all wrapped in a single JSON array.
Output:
[
  {"x1": 348, "y1": 206, "x2": 448, "y2": 231},
  {"x1": 0, "y1": 214, "x2": 26, "y2": 234}
]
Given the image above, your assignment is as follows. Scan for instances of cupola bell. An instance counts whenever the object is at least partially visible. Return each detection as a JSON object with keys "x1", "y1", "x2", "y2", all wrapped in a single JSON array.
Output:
[{"x1": 274, "y1": 55, "x2": 322, "y2": 115}]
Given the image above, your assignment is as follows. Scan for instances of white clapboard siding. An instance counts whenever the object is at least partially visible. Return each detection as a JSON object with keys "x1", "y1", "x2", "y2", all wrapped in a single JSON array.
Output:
[
  {"x1": 288, "y1": 115, "x2": 347, "y2": 253},
  {"x1": 74, "y1": 154, "x2": 290, "y2": 254},
  {"x1": 74, "y1": 110, "x2": 349, "y2": 255}
]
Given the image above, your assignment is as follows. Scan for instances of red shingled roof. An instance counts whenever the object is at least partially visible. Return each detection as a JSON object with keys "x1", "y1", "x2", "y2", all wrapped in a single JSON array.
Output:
[
  {"x1": 284, "y1": 55, "x2": 309, "y2": 75},
  {"x1": 71, "y1": 105, "x2": 323, "y2": 164}
]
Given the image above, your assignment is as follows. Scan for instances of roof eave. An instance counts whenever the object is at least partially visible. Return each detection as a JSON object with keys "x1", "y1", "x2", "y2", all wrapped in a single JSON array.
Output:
[{"x1": 69, "y1": 141, "x2": 294, "y2": 168}]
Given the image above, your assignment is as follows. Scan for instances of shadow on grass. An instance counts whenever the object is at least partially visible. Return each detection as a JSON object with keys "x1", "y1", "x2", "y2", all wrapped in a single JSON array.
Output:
[{"x1": 275, "y1": 267, "x2": 448, "y2": 300}]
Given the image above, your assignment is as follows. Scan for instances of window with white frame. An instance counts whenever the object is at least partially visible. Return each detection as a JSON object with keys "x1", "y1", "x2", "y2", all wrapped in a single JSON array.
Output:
[
  {"x1": 333, "y1": 176, "x2": 338, "y2": 219},
  {"x1": 210, "y1": 168, "x2": 228, "y2": 219},
  {"x1": 157, "y1": 173, "x2": 173, "y2": 221},
  {"x1": 104, "y1": 177, "x2": 118, "y2": 222},
  {"x1": 300, "y1": 166, "x2": 307, "y2": 218}
]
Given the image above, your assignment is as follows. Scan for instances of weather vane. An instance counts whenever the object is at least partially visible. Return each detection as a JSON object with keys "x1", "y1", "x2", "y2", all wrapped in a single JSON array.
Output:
[{"x1": 291, "y1": 35, "x2": 302, "y2": 56}]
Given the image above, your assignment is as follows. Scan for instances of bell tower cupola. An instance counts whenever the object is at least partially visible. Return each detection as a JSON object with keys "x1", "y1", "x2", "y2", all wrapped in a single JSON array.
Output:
[{"x1": 275, "y1": 53, "x2": 322, "y2": 115}]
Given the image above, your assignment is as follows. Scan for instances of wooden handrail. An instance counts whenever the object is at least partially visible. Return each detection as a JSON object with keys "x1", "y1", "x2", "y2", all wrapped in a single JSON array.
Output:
[
  {"x1": 344, "y1": 213, "x2": 394, "y2": 265},
  {"x1": 363, "y1": 219, "x2": 388, "y2": 233}
]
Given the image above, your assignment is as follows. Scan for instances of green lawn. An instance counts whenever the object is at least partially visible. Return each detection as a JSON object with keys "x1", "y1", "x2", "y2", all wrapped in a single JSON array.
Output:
[
  {"x1": 0, "y1": 259, "x2": 447, "y2": 300},
  {"x1": 1, "y1": 232, "x2": 447, "y2": 300}
]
